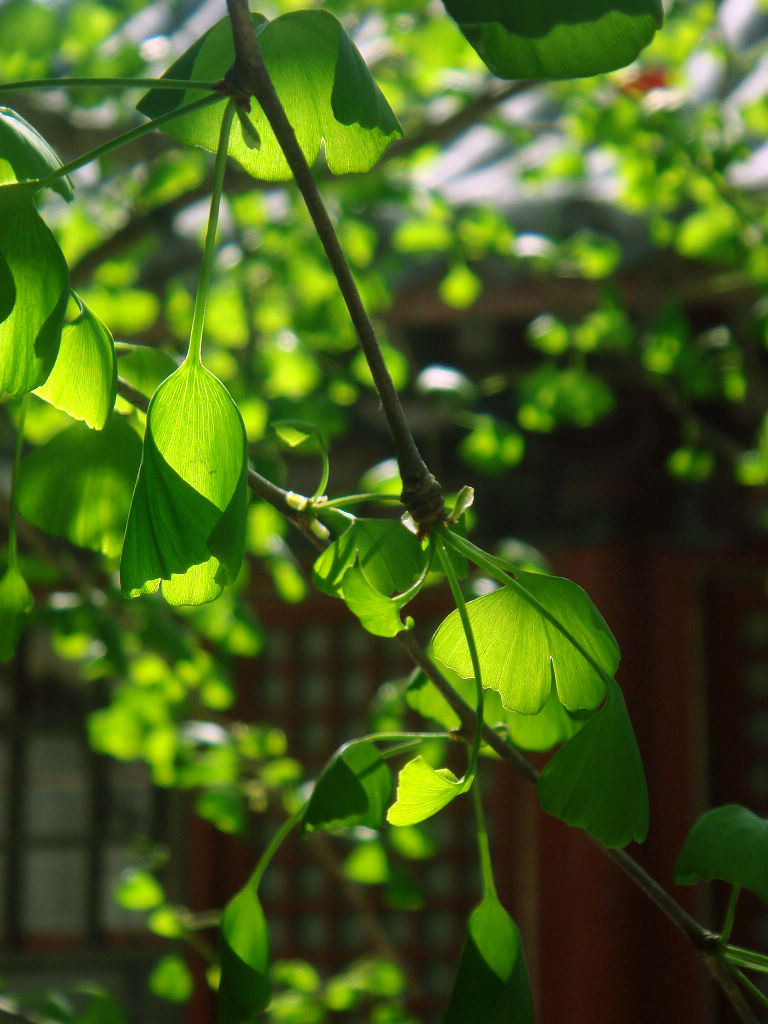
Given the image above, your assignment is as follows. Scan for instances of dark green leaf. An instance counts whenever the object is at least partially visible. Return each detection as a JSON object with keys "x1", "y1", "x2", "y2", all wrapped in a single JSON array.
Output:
[
  {"x1": 120, "y1": 359, "x2": 248, "y2": 606},
  {"x1": 313, "y1": 519, "x2": 427, "y2": 599},
  {"x1": 442, "y1": 0, "x2": 663, "y2": 80},
  {"x1": 219, "y1": 886, "x2": 271, "y2": 1024},
  {"x1": 303, "y1": 739, "x2": 393, "y2": 832},
  {"x1": 443, "y1": 894, "x2": 534, "y2": 1024},
  {"x1": 0, "y1": 564, "x2": 33, "y2": 661},
  {"x1": 137, "y1": 11, "x2": 401, "y2": 181},
  {"x1": 432, "y1": 573, "x2": 618, "y2": 714},
  {"x1": 674, "y1": 805, "x2": 768, "y2": 903},
  {"x1": 0, "y1": 106, "x2": 73, "y2": 199},
  {"x1": 0, "y1": 200, "x2": 69, "y2": 398},
  {"x1": 35, "y1": 293, "x2": 116, "y2": 429},
  {"x1": 537, "y1": 679, "x2": 648, "y2": 848},
  {"x1": 387, "y1": 756, "x2": 468, "y2": 826},
  {"x1": 17, "y1": 413, "x2": 142, "y2": 559}
]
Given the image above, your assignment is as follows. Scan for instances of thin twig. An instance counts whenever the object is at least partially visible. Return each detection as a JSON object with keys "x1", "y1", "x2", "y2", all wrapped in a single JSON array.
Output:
[{"x1": 221, "y1": 0, "x2": 444, "y2": 530}]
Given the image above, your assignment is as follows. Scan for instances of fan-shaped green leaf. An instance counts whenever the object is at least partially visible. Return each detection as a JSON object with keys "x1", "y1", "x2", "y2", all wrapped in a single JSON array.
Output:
[
  {"x1": 35, "y1": 293, "x2": 116, "y2": 429},
  {"x1": 0, "y1": 200, "x2": 68, "y2": 398},
  {"x1": 432, "y1": 573, "x2": 618, "y2": 714},
  {"x1": 17, "y1": 413, "x2": 142, "y2": 559},
  {"x1": 674, "y1": 805, "x2": 768, "y2": 903},
  {"x1": 443, "y1": 894, "x2": 534, "y2": 1024},
  {"x1": 341, "y1": 565, "x2": 414, "y2": 637},
  {"x1": 313, "y1": 518, "x2": 427, "y2": 599},
  {"x1": 387, "y1": 756, "x2": 469, "y2": 827},
  {"x1": 120, "y1": 358, "x2": 247, "y2": 606},
  {"x1": 0, "y1": 107, "x2": 73, "y2": 200},
  {"x1": 0, "y1": 564, "x2": 33, "y2": 662},
  {"x1": 537, "y1": 679, "x2": 648, "y2": 848},
  {"x1": 406, "y1": 665, "x2": 585, "y2": 753},
  {"x1": 219, "y1": 886, "x2": 271, "y2": 1024},
  {"x1": 137, "y1": 10, "x2": 401, "y2": 181},
  {"x1": 304, "y1": 739, "x2": 393, "y2": 832},
  {"x1": 442, "y1": 0, "x2": 663, "y2": 80}
]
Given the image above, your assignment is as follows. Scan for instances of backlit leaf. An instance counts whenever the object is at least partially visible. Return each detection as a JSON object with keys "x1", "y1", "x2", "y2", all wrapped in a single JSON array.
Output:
[
  {"x1": 341, "y1": 565, "x2": 413, "y2": 637},
  {"x1": 219, "y1": 886, "x2": 271, "y2": 1024},
  {"x1": 17, "y1": 413, "x2": 142, "y2": 559},
  {"x1": 387, "y1": 756, "x2": 469, "y2": 826},
  {"x1": 304, "y1": 739, "x2": 392, "y2": 832},
  {"x1": 443, "y1": 894, "x2": 534, "y2": 1024},
  {"x1": 149, "y1": 954, "x2": 194, "y2": 1003},
  {"x1": 0, "y1": 106, "x2": 73, "y2": 199},
  {"x1": 0, "y1": 200, "x2": 68, "y2": 398},
  {"x1": 137, "y1": 11, "x2": 401, "y2": 181},
  {"x1": 313, "y1": 519, "x2": 427, "y2": 599},
  {"x1": 432, "y1": 573, "x2": 618, "y2": 714},
  {"x1": 0, "y1": 564, "x2": 33, "y2": 662},
  {"x1": 35, "y1": 293, "x2": 116, "y2": 429},
  {"x1": 537, "y1": 679, "x2": 648, "y2": 848},
  {"x1": 674, "y1": 805, "x2": 768, "y2": 903},
  {"x1": 113, "y1": 867, "x2": 164, "y2": 911},
  {"x1": 120, "y1": 358, "x2": 248, "y2": 606},
  {"x1": 442, "y1": 0, "x2": 663, "y2": 80}
]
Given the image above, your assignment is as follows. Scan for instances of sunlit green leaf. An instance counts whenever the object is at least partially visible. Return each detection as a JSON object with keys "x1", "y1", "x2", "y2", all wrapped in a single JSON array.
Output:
[
  {"x1": 0, "y1": 106, "x2": 73, "y2": 199},
  {"x1": 674, "y1": 805, "x2": 768, "y2": 903},
  {"x1": 149, "y1": 954, "x2": 194, "y2": 1004},
  {"x1": 113, "y1": 867, "x2": 165, "y2": 911},
  {"x1": 120, "y1": 358, "x2": 248, "y2": 606},
  {"x1": 303, "y1": 739, "x2": 393, "y2": 832},
  {"x1": 35, "y1": 293, "x2": 116, "y2": 429},
  {"x1": 137, "y1": 11, "x2": 401, "y2": 181},
  {"x1": 443, "y1": 894, "x2": 534, "y2": 1024},
  {"x1": 17, "y1": 413, "x2": 142, "y2": 559},
  {"x1": 343, "y1": 840, "x2": 389, "y2": 885},
  {"x1": 432, "y1": 573, "x2": 617, "y2": 714},
  {"x1": 313, "y1": 519, "x2": 427, "y2": 599},
  {"x1": 0, "y1": 200, "x2": 68, "y2": 398},
  {"x1": 537, "y1": 679, "x2": 648, "y2": 848},
  {"x1": 0, "y1": 564, "x2": 33, "y2": 661},
  {"x1": 442, "y1": 0, "x2": 663, "y2": 79},
  {"x1": 387, "y1": 755, "x2": 469, "y2": 826},
  {"x1": 219, "y1": 886, "x2": 271, "y2": 1024},
  {"x1": 341, "y1": 565, "x2": 413, "y2": 637}
]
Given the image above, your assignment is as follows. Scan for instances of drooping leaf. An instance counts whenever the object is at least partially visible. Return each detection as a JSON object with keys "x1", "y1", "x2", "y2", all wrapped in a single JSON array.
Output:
[
  {"x1": 17, "y1": 413, "x2": 142, "y2": 559},
  {"x1": 387, "y1": 756, "x2": 469, "y2": 827},
  {"x1": 0, "y1": 564, "x2": 33, "y2": 662},
  {"x1": 674, "y1": 805, "x2": 768, "y2": 903},
  {"x1": 340, "y1": 565, "x2": 414, "y2": 637},
  {"x1": 443, "y1": 894, "x2": 534, "y2": 1024},
  {"x1": 406, "y1": 665, "x2": 585, "y2": 753},
  {"x1": 432, "y1": 573, "x2": 618, "y2": 714},
  {"x1": 0, "y1": 106, "x2": 73, "y2": 199},
  {"x1": 218, "y1": 886, "x2": 271, "y2": 1024},
  {"x1": 537, "y1": 679, "x2": 648, "y2": 848},
  {"x1": 35, "y1": 293, "x2": 116, "y2": 429},
  {"x1": 441, "y1": 0, "x2": 663, "y2": 80},
  {"x1": 120, "y1": 358, "x2": 248, "y2": 606},
  {"x1": 0, "y1": 199, "x2": 69, "y2": 398},
  {"x1": 137, "y1": 11, "x2": 401, "y2": 181},
  {"x1": 303, "y1": 739, "x2": 393, "y2": 832},
  {"x1": 313, "y1": 518, "x2": 427, "y2": 599}
]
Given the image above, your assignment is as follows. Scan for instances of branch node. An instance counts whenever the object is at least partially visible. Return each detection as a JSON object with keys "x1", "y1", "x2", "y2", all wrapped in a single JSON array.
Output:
[{"x1": 400, "y1": 472, "x2": 446, "y2": 538}]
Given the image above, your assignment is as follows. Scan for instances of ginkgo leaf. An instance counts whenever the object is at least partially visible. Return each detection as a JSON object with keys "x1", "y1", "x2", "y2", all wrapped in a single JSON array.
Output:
[
  {"x1": 313, "y1": 518, "x2": 427, "y2": 599},
  {"x1": 442, "y1": 0, "x2": 663, "y2": 80},
  {"x1": 537, "y1": 679, "x2": 648, "y2": 848},
  {"x1": 0, "y1": 199, "x2": 69, "y2": 398},
  {"x1": 218, "y1": 886, "x2": 271, "y2": 1024},
  {"x1": 17, "y1": 413, "x2": 142, "y2": 559},
  {"x1": 674, "y1": 805, "x2": 768, "y2": 904},
  {"x1": 387, "y1": 756, "x2": 469, "y2": 826},
  {"x1": 303, "y1": 739, "x2": 393, "y2": 832},
  {"x1": 35, "y1": 293, "x2": 116, "y2": 429},
  {"x1": 432, "y1": 572, "x2": 618, "y2": 714},
  {"x1": 443, "y1": 894, "x2": 534, "y2": 1024},
  {"x1": 0, "y1": 564, "x2": 33, "y2": 662},
  {"x1": 120, "y1": 358, "x2": 248, "y2": 606},
  {"x1": 137, "y1": 10, "x2": 401, "y2": 181},
  {"x1": 0, "y1": 107, "x2": 73, "y2": 199},
  {"x1": 341, "y1": 565, "x2": 414, "y2": 637}
]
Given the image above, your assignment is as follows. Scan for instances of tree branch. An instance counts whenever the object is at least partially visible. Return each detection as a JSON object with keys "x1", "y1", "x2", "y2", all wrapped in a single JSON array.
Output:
[{"x1": 221, "y1": 0, "x2": 444, "y2": 531}]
